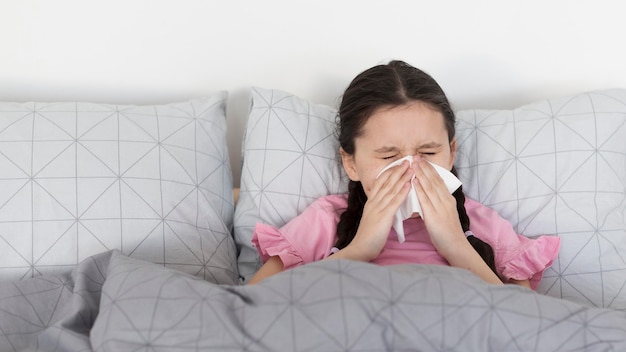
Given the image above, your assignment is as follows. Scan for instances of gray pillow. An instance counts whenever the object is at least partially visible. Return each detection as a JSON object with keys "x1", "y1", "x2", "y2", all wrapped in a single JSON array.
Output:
[
  {"x1": 455, "y1": 89, "x2": 626, "y2": 309},
  {"x1": 0, "y1": 94, "x2": 238, "y2": 284},
  {"x1": 234, "y1": 87, "x2": 348, "y2": 282}
]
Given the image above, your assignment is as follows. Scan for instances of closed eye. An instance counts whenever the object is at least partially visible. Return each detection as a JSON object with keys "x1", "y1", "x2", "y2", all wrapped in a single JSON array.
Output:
[{"x1": 382, "y1": 155, "x2": 398, "y2": 160}]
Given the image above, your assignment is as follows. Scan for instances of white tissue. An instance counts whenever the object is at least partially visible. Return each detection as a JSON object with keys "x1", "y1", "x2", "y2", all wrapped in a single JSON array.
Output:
[{"x1": 376, "y1": 155, "x2": 462, "y2": 243}]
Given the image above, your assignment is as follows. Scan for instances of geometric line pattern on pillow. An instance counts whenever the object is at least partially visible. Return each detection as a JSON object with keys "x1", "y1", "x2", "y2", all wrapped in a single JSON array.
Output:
[
  {"x1": 234, "y1": 87, "x2": 348, "y2": 282},
  {"x1": 0, "y1": 95, "x2": 238, "y2": 284},
  {"x1": 455, "y1": 89, "x2": 626, "y2": 309}
]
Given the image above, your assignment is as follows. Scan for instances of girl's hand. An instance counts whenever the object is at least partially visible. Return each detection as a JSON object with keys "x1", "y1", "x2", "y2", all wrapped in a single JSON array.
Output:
[
  {"x1": 335, "y1": 160, "x2": 413, "y2": 262},
  {"x1": 412, "y1": 157, "x2": 466, "y2": 258},
  {"x1": 413, "y1": 157, "x2": 503, "y2": 285}
]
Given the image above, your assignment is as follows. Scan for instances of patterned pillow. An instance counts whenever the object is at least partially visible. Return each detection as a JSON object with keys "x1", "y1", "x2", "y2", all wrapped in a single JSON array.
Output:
[
  {"x1": 0, "y1": 95, "x2": 239, "y2": 284},
  {"x1": 455, "y1": 89, "x2": 626, "y2": 309},
  {"x1": 234, "y1": 87, "x2": 348, "y2": 282}
]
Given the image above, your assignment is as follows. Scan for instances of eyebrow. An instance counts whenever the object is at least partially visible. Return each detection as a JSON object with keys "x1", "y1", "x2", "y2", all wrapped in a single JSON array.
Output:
[
  {"x1": 373, "y1": 146, "x2": 399, "y2": 153},
  {"x1": 417, "y1": 142, "x2": 443, "y2": 149},
  {"x1": 373, "y1": 143, "x2": 442, "y2": 153}
]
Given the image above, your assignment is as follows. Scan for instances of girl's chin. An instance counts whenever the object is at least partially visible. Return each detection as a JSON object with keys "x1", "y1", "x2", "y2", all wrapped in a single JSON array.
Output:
[{"x1": 409, "y1": 213, "x2": 421, "y2": 219}]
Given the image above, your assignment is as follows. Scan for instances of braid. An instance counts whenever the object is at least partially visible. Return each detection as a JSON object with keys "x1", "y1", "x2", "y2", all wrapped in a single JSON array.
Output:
[
  {"x1": 335, "y1": 180, "x2": 365, "y2": 250},
  {"x1": 452, "y1": 181, "x2": 498, "y2": 275}
]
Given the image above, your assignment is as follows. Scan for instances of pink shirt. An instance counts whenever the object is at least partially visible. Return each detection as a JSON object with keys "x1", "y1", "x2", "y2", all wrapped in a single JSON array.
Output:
[{"x1": 252, "y1": 194, "x2": 560, "y2": 290}]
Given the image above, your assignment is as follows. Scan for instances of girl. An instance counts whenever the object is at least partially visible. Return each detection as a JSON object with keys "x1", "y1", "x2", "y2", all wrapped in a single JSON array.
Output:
[{"x1": 249, "y1": 60, "x2": 560, "y2": 288}]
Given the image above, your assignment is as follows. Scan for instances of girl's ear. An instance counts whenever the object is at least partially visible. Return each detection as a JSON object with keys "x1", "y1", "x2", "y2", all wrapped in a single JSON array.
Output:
[
  {"x1": 448, "y1": 137, "x2": 457, "y2": 170},
  {"x1": 340, "y1": 148, "x2": 360, "y2": 181}
]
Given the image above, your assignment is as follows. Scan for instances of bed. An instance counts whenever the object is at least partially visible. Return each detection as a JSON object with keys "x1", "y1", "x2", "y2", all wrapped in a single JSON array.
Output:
[{"x1": 0, "y1": 88, "x2": 625, "y2": 351}]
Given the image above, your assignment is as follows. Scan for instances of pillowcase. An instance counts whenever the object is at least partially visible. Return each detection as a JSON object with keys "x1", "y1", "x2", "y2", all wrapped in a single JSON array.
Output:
[
  {"x1": 0, "y1": 95, "x2": 239, "y2": 285},
  {"x1": 234, "y1": 87, "x2": 348, "y2": 282},
  {"x1": 455, "y1": 89, "x2": 626, "y2": 309}
]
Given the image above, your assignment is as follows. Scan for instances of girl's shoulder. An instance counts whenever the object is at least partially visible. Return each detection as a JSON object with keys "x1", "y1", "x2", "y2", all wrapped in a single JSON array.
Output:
[
  {"x1": 308, "y1": 194, "x2": 349, "y2": 214},
  {"x1": 463, "y1": 196, "x2": 499, "y2": 218},
  {"x1": 463, "y1": 196, "x2": 484, "y2": 209},
  {"x1": 463, "y1": 196, "x2": 512, "y2": 232}
]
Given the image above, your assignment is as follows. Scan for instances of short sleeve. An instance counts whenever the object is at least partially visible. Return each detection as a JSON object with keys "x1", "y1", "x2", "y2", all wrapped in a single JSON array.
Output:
[
  {"x1": 465, "y1": 198, "x2": 560, "y2": 290},
  {"x1": 251, "y1": 194, "x2": 348, "y2": 270}
]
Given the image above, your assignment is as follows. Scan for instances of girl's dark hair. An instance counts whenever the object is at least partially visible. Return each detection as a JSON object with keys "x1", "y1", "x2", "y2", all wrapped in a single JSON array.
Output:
[{"x1": 335, "y1": 60, "x2": 497, "y2": 275}]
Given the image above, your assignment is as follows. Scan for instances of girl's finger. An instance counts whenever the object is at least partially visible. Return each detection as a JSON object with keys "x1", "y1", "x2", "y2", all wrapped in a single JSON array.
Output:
[
  {"x1": 413, "y1": 159, "x2": 447, "y2": 202},
  {"x1": 372, "y1": 160, "x2": 412, "y2": 197},
  {"x1": 413, "y1": 159, "x2": 459, "y2": 219}
]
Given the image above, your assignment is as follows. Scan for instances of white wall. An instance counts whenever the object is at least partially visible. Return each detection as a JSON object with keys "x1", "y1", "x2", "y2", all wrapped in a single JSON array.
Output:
[{"x1": 2, "y1": 0, "x2": 625, "y2": 185}]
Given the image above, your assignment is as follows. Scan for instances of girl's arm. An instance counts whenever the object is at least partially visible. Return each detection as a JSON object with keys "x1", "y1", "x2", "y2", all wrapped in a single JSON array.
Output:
[
  {"x1": 328, "y1": 160, "x2": 415, "y2": 262},
  {"x1": 248, "y1": 256, "x2": 284, "y2": 284},
  {"x1": 413, "y1": 158, "x2": 503, "y2": 285},
  {"x1": 438, "y1": 238, "x2": 503, "y2": 285}
]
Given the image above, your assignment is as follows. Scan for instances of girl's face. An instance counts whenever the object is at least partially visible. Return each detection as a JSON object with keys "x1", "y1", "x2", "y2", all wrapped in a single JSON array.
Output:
[{"x1": 341, "y1": 101, "x2": 456, "y2": 197}]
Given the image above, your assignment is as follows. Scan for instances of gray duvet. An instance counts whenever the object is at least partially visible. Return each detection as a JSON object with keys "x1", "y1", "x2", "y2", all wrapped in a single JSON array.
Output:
[{"x1": 2, "y1": 250, "x2": 625, "y2": 351}]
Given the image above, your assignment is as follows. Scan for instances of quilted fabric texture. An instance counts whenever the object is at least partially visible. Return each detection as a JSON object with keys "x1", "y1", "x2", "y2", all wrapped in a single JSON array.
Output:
[
  {"x1": 0, "y1": 95, "x2": 238, "y2": 284},
  {"x1": 234, "y1": 87, "x2": 348, "y2": 281},
  {"x1": 455, "y1": 89, "x2": 626, "y2": 309}
]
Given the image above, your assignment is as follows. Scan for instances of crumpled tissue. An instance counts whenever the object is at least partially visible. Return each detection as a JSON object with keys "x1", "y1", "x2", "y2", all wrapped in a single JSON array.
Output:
[{"x1": 376, "y1": 155, "x2": 462, "y2": 243}]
